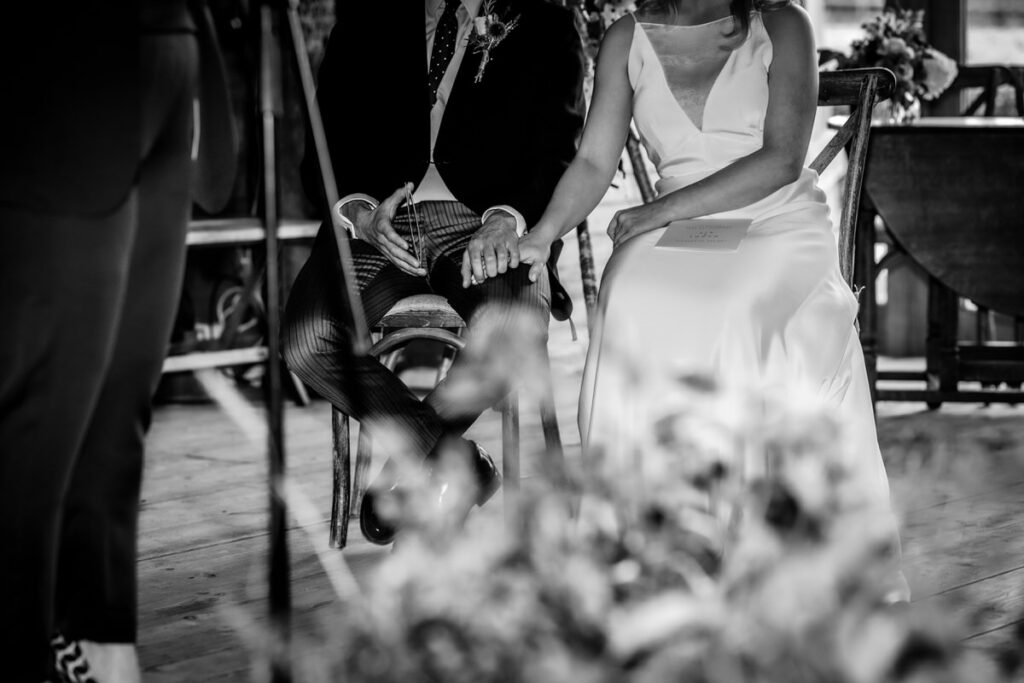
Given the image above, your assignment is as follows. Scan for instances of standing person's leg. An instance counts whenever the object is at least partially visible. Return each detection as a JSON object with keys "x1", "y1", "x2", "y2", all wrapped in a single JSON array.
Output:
[
  {"x1": 0, "y1": 199, "x2": 137, "y2": 682},
  {"x1": 52, "y1": 34, "x2": 198, "y2": 681}
]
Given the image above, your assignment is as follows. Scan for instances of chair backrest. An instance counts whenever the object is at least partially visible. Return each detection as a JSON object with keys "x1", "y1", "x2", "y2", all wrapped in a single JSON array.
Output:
[
  {"x1": 942, "y1": 64, "x2": 1024, "y2": 117},
  {"x1": 625, "y1": 67, "x2": 895, "y2": 287},
  {"x1": 812, "y1": 67, "x2": 895, "y2": 285},
  {"x1": 1010, "y1": 66, "x2": 1024, "y2": 116}
]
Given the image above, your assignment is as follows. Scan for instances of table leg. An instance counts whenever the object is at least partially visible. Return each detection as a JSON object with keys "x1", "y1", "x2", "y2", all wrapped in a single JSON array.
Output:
[{"x1": 925, "y1": 276, "x2": 959, "y2": 408}]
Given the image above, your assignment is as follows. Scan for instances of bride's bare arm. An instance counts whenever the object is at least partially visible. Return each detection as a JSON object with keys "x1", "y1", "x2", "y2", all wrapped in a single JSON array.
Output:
[
  {"x1": 518, "y1": 16, "x2": 635, "y2": 282},
  {"x1": 608, "y1": 4, "x2": 819, "y2": 245}
]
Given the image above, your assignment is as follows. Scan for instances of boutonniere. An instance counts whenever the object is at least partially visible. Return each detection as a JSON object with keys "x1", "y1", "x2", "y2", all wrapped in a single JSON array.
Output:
[{"x1": 469, "y1": 1, "x2": 520, "y2": 83}]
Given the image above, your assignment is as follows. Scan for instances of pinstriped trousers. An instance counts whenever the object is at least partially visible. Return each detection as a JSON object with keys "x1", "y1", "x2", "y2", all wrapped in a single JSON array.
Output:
[{"x1": 283, "y1": 201, "x2": 551, "y2": 457}]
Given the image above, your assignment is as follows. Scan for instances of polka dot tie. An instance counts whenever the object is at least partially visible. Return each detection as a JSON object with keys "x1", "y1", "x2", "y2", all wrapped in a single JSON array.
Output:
[{"x1": 427, "y1": 0, "x2": 461, "y2": 106}]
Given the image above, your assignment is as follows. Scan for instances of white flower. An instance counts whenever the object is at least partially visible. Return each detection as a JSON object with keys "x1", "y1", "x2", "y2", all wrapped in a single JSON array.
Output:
[{"x1": 921, "y1": 48, "x2": 959, "y2": 100}]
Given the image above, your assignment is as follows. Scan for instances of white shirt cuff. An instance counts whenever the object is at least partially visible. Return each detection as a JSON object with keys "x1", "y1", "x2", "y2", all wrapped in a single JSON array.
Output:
[
  {"x1": 332, "y1": 193, "x2": 379, "y2": 237},
  {"x1": 482, "y1": 205, "x2": 527, "y2": 237}
]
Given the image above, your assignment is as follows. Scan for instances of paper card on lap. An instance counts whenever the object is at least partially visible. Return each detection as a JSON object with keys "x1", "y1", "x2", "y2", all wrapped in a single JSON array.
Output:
[{"x1": 654, "y1": 218, "x2": 752, "y2": 252}]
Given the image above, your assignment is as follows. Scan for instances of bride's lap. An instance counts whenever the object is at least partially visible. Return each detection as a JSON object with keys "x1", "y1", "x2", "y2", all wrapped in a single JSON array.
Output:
[{"x1": 596, "y1": 211, "x2": 855, "y2": 373}]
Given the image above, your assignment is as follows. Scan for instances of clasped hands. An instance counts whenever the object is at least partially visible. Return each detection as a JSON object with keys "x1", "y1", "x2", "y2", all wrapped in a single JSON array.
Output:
[
  {"x1": 349, "y1": 183, "x2": 669, "y2": 288},
  {"x1": 347, "y1": 184, "x2": 523, "y2": 287},
  {"x1": 517, "y1": 198, "x2": 672, "y2": 283}
]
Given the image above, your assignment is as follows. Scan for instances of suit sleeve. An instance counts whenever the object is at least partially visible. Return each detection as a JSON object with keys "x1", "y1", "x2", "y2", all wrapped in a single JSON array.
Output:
[{"x1": 499, "y1": 9, "x2": 586, "y2": 227}]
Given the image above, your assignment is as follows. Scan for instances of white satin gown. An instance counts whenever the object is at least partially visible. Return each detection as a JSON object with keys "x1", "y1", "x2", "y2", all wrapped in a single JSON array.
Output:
[{"x1": 579, "y1": 13, "x2": 891, "y2": 501}]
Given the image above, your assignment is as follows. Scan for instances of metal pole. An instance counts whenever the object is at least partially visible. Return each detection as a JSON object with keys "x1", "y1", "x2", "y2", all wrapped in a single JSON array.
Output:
[{"x1": 259, "y1": 4, "x2": 291, "y2": 682}]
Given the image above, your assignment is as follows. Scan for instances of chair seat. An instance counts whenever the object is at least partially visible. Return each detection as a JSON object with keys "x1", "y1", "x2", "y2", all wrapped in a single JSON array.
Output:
[{"x1": 378, "y1": 294, "x2": 466, "y2": 329}]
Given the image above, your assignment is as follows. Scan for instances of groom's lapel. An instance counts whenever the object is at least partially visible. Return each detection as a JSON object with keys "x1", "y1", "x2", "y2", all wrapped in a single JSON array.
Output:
[
  {"x1": 450, "y1": 0, "x2": 487, "y2": 97},
  {"x1": 449, "y1": 0, "x2": 517, "y2": 107}
]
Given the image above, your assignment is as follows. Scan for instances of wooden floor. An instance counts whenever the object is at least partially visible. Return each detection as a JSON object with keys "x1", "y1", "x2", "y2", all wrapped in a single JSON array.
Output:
[
  {"x1": 139, "y1": 398, "x2": 1024, "y2": 681},
  {"x1": 138, "y1": 190, "x2": 1024, "y2": 680}
]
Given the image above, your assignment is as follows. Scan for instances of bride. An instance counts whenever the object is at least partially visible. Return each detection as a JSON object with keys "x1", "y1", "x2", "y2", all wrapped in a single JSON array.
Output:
[{"x1": 517, "y1": 0, "x2": 893, "y2": 506}]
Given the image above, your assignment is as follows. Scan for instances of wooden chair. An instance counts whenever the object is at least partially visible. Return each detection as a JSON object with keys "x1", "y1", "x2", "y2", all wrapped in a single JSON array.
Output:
[
  {"x1": 328, "y1": 264, "x2": 596, "y2": 549},
  {"x1": 812, "y1": 68, "x2": 897, "y2": 286},
  {"x1": 940, "y1": 64, "x2": 1024, "y2": 118}
]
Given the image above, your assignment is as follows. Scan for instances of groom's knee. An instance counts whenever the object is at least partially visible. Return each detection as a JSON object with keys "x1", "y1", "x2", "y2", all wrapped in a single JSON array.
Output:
[{"x1": 281, "y1": 303, "x2": 331, "y2": 384}]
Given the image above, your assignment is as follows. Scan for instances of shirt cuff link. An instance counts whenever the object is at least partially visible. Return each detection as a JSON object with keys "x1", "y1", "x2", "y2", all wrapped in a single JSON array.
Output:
[
  {"x1": 482, "y1": 205, "x2": 527, "y2": 237},
  {"x1": 332, "y1": 193, "x2": 379, "y2": 237}
]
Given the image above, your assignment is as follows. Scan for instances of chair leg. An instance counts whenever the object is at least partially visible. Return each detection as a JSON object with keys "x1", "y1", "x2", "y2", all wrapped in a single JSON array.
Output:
[
  {"x1": 575, "y1": 221, "x2": 600, "y2": 329},
  {"x1": 501, "y1": 391, "x2": 520, "y2": 518},
  {"x1": 925, "y1": 277, "x2": 959, "y2": 409},
  {"x1": 1017, "y1": 317, "x2": 1024, "y2": 389},
  {"x1": 538, "y1": 352, "x2": 565, "y2": 484},
  {"x1": 976, "y1": 304, "x2": 987, "y2": 343},
  {"x1": 435, "y1": 345, "x2": 457, "y2": 387},
  {"x1": 351, "y1": 426, "x2": 373, "y2": 518},
  {"x1": 976, "y1": 305, "x2": 1000, "y2": 391},
  {"x1": 289, "y1": 370, "x2": 311, "y2": 407},
  {"x1": 329, "y1": 408, "x2": 351, "y2": 549}
]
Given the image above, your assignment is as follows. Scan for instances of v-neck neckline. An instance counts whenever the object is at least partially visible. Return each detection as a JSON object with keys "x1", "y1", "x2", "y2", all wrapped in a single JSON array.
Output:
[{"x1": 636, "y1": 20, "x2": 743, "y2": 133}]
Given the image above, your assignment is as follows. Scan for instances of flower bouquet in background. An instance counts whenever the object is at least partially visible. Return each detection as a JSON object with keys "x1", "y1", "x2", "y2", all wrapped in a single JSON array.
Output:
[
  {"x1": 840, "y1": 9, "x2": 958, "y2": 123},
  {"x1": 298, "y1": 0, "x2": 336, "y2": 73}
]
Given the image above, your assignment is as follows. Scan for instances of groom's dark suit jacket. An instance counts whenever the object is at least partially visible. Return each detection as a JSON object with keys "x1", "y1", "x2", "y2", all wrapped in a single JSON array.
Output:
[{"x1": 305, "y1": 0, "x2": 586, "y2": 315}]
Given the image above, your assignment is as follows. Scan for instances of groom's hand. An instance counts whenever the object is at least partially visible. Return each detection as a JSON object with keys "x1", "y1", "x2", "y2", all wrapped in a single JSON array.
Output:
[
  {"x1": 353, "y1": 184, "x2": 427, "y2": 277},
  {"x1": 461, "y1": 213, "x2": 520, "y2": 288}
]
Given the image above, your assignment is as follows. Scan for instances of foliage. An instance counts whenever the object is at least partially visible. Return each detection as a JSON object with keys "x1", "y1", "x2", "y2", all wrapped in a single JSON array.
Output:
[
  {"x1": 299, "y1": 312, "x2": 1021, "y2": 683},
  {"x1": 552, "y1": 0, "x2": 637, "y2": 96},
  {"x1": 840, "y1": 9, "x2": 958, "y2": 109},
  {"x1": 299, "y1": 0, "x2": 335, "y2": 73}
]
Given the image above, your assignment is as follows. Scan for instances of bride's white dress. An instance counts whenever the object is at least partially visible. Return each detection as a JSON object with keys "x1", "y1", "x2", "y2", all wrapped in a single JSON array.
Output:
[{"x1": 579, "y1": 13, "x2": 891, "y2": 500}]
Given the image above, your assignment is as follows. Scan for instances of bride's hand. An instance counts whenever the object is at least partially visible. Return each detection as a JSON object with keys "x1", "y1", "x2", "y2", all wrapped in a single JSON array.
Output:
[
  {"x1": 517, "y1": 232, "x2": 553, "y2": 284},
  {"x1": 607, "y1": 201, "x2": 669, "y2": 246}
]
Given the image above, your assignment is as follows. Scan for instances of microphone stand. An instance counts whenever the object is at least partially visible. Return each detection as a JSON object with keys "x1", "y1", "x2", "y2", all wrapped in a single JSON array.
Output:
[{"x1": 258, "y1": 2, "x2": 370, "y2": 680}]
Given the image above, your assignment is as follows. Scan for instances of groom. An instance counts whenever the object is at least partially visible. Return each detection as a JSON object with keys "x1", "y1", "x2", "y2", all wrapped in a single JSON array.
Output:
[{"x1": 283, "y1": 0, "x2": 585, "y2": 543}]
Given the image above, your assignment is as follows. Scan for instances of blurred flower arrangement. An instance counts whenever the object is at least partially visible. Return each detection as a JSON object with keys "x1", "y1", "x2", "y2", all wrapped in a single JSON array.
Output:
[
  {"x1": 839, "y1": 9, "x2": 958, "y2": 123},
  {"x1": 288, "y1": 317, "x2": 1021, "y2": 683},
  {"x1": 298, "y1": 0, "x2": 335, "y2": 73},
  {"x1": 553, "y1": 0, "x2": 637, "y2": 96}
]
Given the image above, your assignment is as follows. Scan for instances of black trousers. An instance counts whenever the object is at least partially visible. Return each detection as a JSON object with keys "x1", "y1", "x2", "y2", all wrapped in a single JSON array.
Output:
[
  {"x1": 0, "y1": 35, "x2": 197, "y2": 681},
  {"x1": 283, "y1": 201, "x2": 551, "y2": 457}
]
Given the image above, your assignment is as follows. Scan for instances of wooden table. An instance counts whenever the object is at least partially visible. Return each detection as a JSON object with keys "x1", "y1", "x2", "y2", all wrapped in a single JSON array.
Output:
[{"x1": 841, "y1": 115, "x2": 1024, "y2": 405}]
